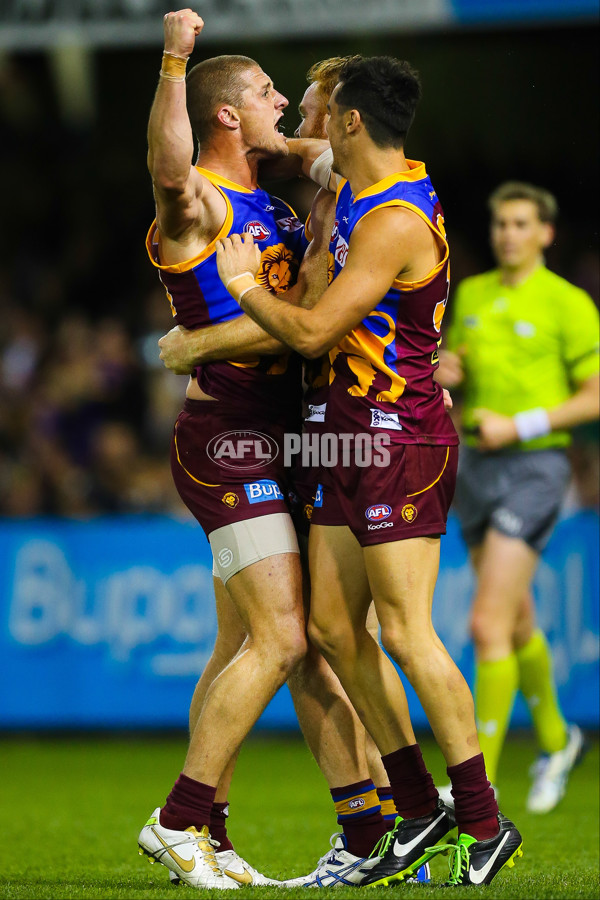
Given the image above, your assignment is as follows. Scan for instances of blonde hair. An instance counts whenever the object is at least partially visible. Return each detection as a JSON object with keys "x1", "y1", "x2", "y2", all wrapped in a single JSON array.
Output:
[
  {"x1": 488, "y1": 181, "x2": 558, "y2": 224},
  {"x1": 306, "y1": 55, "x2": 363, "y2": 101}
]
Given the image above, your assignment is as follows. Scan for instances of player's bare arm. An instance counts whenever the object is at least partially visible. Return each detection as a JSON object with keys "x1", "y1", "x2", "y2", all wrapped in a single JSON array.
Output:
[
  {"x1": 158, "y1": 319, "x2": 287, "y2": 373},
  {"x1": 147, "y1": 10, "x2": 225, "y2": 261},
  {"x1": 286, "y1": 188, "x2": 336, "y2": 310},
  {"x1": 257, "y1": 137, "x2": 331, "y2": 183},
  {"x1": 216, "y1": 205, "x2": 441, "y2": 357}
]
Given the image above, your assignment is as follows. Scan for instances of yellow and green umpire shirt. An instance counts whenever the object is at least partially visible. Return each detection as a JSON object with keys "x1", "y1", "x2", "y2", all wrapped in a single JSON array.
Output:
[{"x1": 446, "y1": 264, "x2": 600, "y2": 450}]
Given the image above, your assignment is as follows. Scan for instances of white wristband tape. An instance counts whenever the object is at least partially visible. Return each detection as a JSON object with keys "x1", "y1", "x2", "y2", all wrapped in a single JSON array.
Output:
[
  {"x1": 513, "y1": 408, "x2": 551, "y2": 442},
  {"x1": 238, "y1": 282, "x2": 259, "y2": 304},
  {"x1": 309, "y1": 148, "x2": 334, "y2": 190},
  {"x1": 225, "y1": 271, "x2": 255, "y2": 290}
]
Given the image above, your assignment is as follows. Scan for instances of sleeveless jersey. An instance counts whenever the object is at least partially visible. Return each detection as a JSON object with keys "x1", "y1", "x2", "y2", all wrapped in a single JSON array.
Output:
[
  {"x1": 327, "y1": 161, "x2": 458, "y2": 446},
  {"x1": 146, "y1": 167, "x2": 308, "y2": 418}
]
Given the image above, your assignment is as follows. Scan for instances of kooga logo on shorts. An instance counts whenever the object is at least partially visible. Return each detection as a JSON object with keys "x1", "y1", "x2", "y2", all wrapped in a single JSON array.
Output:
[
  {"x1": 365, "y1": 504, "x2": 393, "y2": 522},
  {"x1": 207, "y1": 431, "x2": 279, "y2": 471}
]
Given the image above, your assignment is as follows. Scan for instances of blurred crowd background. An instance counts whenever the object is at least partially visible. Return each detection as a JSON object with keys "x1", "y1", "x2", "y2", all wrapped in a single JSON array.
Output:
[{"x1": 0, "y1": 7, "x2": 598, "y2": 519}]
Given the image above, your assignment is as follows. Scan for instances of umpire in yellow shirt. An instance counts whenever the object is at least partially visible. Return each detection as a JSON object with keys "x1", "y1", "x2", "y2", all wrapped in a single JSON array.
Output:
[{"x1": 436, "y1": 181, "x2": 599, "y2": 814}]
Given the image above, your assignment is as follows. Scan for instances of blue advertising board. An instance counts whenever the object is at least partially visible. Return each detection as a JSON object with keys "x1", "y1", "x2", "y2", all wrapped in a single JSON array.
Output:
[{"x1": 0, "y1": 511, "x2": 598, "y2": 730}]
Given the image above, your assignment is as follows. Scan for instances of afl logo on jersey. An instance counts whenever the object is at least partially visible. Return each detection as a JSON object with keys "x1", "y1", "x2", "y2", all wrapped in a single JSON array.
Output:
[
  {"x1": 244, "y1": 221, "x2": 271, "y2": 240},
  {"x1": 365, "y1": 504, "x2": 393, "y2": 522},
  {"x1": 331, "y1": 220, "x2": 340, "y2": 242}
]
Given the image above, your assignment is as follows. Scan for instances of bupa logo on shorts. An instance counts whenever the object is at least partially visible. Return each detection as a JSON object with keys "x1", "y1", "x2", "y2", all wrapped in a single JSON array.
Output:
[
  {"x1": 314, "y1": 484, "x2": 324, "y2": 508},
  {"x1": 348, "y1": 798, "x2": 366, "y2": 810},
  {"x1": 244, "y1": 479, "x2": 285, "y2": 504},
  {"x1": 243, "y1": 221, "x2": 271, "y2": 240},
  {"x1": 275, "y1": 216, "x2": 303, "y2": 233},
  {"x1": 365, "y1": 504, "x2": 393, "y2": 522},
  {"x1": 370, "y1": 408, "x2": 403, "y2": 431},
  {"x1": 207, "y1": 431, "x2": 279, "y2": 471}
]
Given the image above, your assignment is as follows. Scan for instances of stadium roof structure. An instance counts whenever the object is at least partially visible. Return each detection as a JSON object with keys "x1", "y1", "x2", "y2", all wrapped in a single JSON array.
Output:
[{"x1": 0, "y1": 0, "x2": 598, "y2": 51}]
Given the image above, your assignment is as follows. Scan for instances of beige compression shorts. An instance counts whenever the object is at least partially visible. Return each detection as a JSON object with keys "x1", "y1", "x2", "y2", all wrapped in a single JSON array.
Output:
[{"x1": 210, "y1": 512, "x2": 299, "y2": 584}]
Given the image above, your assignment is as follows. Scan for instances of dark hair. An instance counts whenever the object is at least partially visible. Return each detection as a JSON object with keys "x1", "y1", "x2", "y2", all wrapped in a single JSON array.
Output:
[
  {"x1": 335, "y1": 56, "x2": 422, "y2": 149},
  {"x1": 488, "y1": 181, "x2": 559, "y2": 224},
  {"x1": 186, "y1": 55, "x2": 258, "y2": 145}
]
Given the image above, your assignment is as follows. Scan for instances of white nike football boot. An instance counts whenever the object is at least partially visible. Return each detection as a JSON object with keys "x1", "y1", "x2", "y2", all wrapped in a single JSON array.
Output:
[
  {"x1": 526, "y1": 723, "x2": 586, "y2": 813},
  {"x1": 282, "y1": 833, "x2": 383, "y2": 888},
  {"x1": 169, "y1": 848, "x2": 281, "y2": 887},
  {"x1": 215, "y1": 849, "x2": 282, "y2": 886},
  {"x1": 137, "y1": 808, "x2": 239, "y2": 889}
]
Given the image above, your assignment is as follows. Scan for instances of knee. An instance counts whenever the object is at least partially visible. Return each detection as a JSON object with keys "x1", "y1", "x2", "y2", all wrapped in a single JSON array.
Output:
[
  {"x1": 380, "y1": 620, "x2": 437, "y2": 675},
  {"x1": 380, "y1": 622, "x2": 411, "y2": 670},
  {"x1": 212, "y1": 631, "x2": 246, "y2": 668},
  {"x1": 470, "y1": 603, "x2": 507, "y2": 654},
  {"x1": 469, "y1": 607, "x2": 487, "y2": 649},
  {"x1": 307, "y1": 614, "x2": 353, "y2": 666},
  {"x1": 275, "y1": 624, "x2": 308, "y2": 676}
]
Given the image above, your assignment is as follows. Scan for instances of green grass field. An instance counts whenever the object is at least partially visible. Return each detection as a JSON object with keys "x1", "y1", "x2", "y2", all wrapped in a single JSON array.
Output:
[{"x1": 0, "y1": 731, "x2": 597, "y2": 899}]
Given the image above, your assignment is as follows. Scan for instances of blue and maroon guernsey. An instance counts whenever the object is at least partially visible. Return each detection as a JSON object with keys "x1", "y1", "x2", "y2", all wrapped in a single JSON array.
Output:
[
  {"x1": 327, "y1": 161, "x2": 458, "y2": 446},
  {"x1": 146, "y1": 167, "x2": 308, "y2": 417}
]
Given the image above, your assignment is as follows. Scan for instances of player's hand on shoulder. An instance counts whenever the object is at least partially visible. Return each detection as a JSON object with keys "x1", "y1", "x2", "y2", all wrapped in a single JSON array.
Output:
[
  {"x1": 216, "y1": 232, "x2": 262, "y2": 290},
  {"x1": 163, "y1": 9, "x2": 204, "y2": 57},
  {"x1": 473, "y1": 408, "x2": 519, "y2": 450}
]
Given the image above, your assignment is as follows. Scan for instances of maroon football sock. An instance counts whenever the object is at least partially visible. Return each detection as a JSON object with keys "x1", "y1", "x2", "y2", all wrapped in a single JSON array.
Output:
[
  {"x1": 210, "y1": 801, "x2": 234, "y2": 852},
  {"x1": 382, "y1": 744, "x2": 438, "y2": 819},
  {"x1": 159, "y1": 773, "x2": 216, "y2": 832},
  {"x1": 342, "y1": 810, "x2": 388, "y2": 858},
  {"x1": 447, "y1": 753, "x2": 499, "y2": 840}
]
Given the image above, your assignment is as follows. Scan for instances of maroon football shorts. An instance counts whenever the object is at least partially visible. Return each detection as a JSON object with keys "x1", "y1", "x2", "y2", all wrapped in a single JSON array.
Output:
[
  {"x1": 171, "y1": 399, "x2": 291, "y2": 538},
  {"x1": 311, "y1": 442, "x2": 458, "y2": 546}
]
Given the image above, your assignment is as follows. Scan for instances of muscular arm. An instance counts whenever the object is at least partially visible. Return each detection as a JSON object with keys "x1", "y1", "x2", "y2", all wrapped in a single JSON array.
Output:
[
  {"x1": 216, "y1": 206, "x2": 439, "y2": 358},
  {"x1": 158, "y1": 319, "x2": 286, "y2": 373},
  {"x1": 258, "y1": 138, "x2": 331, "y2": 182},
  {"x1": 147, "y1": 10, "x2": 206, "y2": 246},
  {"x1": 289, "y1": 188, "x2": 335, "y2": 309}
]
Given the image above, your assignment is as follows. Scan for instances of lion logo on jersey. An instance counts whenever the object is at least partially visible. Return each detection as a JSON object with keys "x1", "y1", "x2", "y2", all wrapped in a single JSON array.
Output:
[
  {"x1": 330, "y1": 311, "x2": 405, "y2": 404},
  {"x1": 257, "y1": 243, "x2": 299, "y2": 295}
]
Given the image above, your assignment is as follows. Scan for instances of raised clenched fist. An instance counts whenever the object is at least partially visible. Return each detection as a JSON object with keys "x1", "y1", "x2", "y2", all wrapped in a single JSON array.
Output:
[{"x1": 163, "y1": 9, "x2": 204, "y2": 59}]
